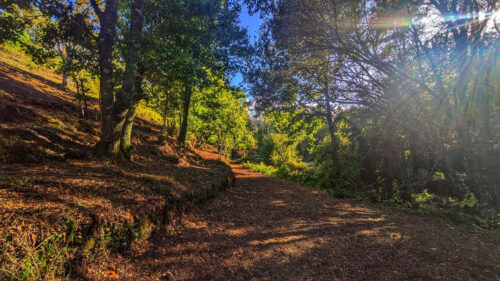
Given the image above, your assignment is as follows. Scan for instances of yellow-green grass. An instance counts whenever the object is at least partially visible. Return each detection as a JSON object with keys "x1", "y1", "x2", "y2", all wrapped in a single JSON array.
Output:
[{"x1": 0, "y1": 42, "x2": 162, "y2": 125}]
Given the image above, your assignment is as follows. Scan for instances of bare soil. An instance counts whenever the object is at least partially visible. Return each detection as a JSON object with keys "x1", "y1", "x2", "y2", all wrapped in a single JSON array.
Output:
[{"x1": 117, "y1": 149, "x2": 500, "y2": 281}]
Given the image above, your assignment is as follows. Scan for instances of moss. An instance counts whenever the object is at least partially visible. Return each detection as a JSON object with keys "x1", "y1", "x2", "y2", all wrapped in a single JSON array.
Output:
[
  {"x1": 137, "y1": 219, "x2": 154, "y2": 241},
  {"x1": 120, "y1": 141, "x2": 135, "y2": 159},
  {"x1": 82, "y1": 238, "x2": 95, "y2": 257}
]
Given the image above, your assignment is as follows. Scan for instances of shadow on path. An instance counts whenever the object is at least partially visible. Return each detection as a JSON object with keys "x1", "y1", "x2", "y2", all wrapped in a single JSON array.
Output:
[{"x1": 123, "y1": 150, "x2": 500, "y2": 281}]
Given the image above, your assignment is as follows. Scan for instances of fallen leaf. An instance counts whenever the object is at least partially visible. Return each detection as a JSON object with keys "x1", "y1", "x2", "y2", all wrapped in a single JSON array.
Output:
[
  {"x1": 31, "y1": 233, "x2": 37, "y2": 246},
  {"x1": 103, "y1": 270, "x2": 119, "y2": 279}
]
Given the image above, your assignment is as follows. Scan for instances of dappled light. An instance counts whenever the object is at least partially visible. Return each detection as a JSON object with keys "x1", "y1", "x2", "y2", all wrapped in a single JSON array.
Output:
[
  {"x1": 1, "y1": 0, "x2": 499, "y2": 280},
  {"x1": 114, "y1": 155, "x2": 499, "y2": 280}
]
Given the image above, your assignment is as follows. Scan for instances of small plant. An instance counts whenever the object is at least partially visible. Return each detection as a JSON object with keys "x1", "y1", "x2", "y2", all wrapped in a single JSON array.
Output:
[
  {"x1": 70, "y1": 70, "x2": 94, "y2": 118},
  {"x1": 0, "y1": 229, "x2": 71, "y2": 281},
  {"x1": 242, "y1": 162, "x2": 278, "y2": 176}
]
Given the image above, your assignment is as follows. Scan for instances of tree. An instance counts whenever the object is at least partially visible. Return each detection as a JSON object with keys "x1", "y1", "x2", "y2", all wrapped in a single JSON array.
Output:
[
  {"x1": 88, "y1": 0, "x2": 119, "y2": 138},
  {"x1": 190, "y1": 72, "x2": 255, "y2": 159},
  {"x1": 143, "y1": 0, "x2": 249, "y2": 148},
  {"x1": 94, "y1": 0, "x2": 145, "y2": 157},
  {"x1": 0, "y1": 0, "x2": 96, "y2": 89},
  {"x1": 247, "y1": 0, "x2": 500, "y2": 212}
]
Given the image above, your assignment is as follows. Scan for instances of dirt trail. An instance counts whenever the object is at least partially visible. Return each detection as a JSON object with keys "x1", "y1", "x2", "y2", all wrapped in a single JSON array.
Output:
[{"x1": 121, "y1": 149, "x2": 499, "y2": 281}]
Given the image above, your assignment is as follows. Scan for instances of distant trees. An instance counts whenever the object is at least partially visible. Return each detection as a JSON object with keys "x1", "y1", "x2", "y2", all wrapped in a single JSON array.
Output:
[
  {"x1": 0, "y1": 0, "x2": 96, "y2": 89},
  {"x1": 247, "y1": 0, "x2": 500, "y2": 216},
  {"x1": 190, "y1": 72, "x2": 255, "y2": 159}
]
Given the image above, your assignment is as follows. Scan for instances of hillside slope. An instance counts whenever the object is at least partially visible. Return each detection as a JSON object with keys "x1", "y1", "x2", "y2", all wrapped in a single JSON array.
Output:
[{"x1": 0, "y1": 48, "x2": 234, "y2": 280}]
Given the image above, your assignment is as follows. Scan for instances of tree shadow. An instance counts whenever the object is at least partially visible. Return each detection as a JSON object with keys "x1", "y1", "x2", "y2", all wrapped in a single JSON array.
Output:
[
  {"x1": 0, "y1": 61, "x2": 71, "y2": 104},
  {"x1": 124, "y1": 170, "x2": 500, "y2": 281}
]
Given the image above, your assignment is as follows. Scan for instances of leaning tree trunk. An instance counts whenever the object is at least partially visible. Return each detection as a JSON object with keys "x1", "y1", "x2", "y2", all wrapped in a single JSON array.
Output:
[
  {"x1": 95, "y1": 0, "x2": 145, "y2": 158},
  {"x1": 59, "y1": 44, "x2": 69, "y2": 90},
  {"x1": 120, "y1": 70, "x2": 145, "y2": 158},
  {"x1": 178, "y1": 86, "x2": 192, "y2": 148}
]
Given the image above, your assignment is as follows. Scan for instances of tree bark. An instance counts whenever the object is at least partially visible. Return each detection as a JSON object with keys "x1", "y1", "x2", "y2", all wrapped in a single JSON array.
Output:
[
  {"x1": 91, "y1": 0, "x2": 119, "y2": 133},
  {"x1": 89, "y1": 0, "x2": 119, "y2": 157},
  {"x1": 120, "y1": 95, "x2": 141, "y2": 158},
  {"x1": 120, "y1": 69, "x2": 145, "y2": 158},
  {"x1": 95, "y1": 0, "x2": 145, "y2": 157},
  {"x1": 62, "y1": 70, "x2": 68, "y2": 90},
  {"x1": 323, "y1": 58, "x2": 345, "y2": 165},
  {"x1": 160, "y1": 99, "x2": 169, "y2": 143},
  {"x1": 325, "y1": 93, "x2": 337, "y2": 165},
  {"x1": 178, "y1": 86, "x2": 192, "y2": 147}
]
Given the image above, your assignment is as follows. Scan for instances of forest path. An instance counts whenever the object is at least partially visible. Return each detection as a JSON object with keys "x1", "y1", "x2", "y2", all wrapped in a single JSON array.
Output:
[{"x1": 125, "y1": 149, "x2": 500, "y2": 281}]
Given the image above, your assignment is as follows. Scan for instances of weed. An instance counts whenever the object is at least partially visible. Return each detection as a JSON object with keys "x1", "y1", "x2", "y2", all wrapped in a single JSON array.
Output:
[{"x1": 0, "y1": 228, "x2": 71, "y2": 281}]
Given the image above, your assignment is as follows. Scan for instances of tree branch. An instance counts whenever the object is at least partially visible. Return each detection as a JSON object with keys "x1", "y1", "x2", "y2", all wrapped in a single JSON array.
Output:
[{"x1": 89, "y1": 0, "x2": 103, "y2": 19}]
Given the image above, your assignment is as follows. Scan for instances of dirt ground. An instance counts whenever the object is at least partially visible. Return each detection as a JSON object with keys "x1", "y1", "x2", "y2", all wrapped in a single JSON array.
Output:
[
  {"x1": 0, "y1": 50, "x2": 232, "y2": 281},
  {"x1": 117, "y1": 149, "x2": 500, "y2": 281},
  {"x1": 1, "y1": 48, "x2": 499, "y2": 281}
]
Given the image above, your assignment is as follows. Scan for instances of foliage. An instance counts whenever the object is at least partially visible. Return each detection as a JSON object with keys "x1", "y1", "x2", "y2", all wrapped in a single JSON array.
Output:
[
  {"x1": 242, "y1": 161, "x2": 278, "y2": 176},
  {"x1": 190, "y1": 72, "x2": 255, "y2": 159},
  {"x1": 244, "y1": 0, "x2": 500, "y2": 225}
]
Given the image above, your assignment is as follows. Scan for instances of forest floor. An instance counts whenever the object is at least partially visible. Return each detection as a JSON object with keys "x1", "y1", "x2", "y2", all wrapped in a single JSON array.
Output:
[
  {"x1": 119, "y1": 149, "x2": 500, "y2": 281},
  {"x1": 1, "y1": 47, "x2": 499, "y2": 281},
  {"x1": 0, "y1": 47, "x2": 233, "y2": 280}
]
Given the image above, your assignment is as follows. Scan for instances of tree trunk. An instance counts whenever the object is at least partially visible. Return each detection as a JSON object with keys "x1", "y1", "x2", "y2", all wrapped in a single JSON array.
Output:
[
  {"x1": 159, "y1": 99, "x2": 169, "y2": 144},
  {"x1": 120, "y1": 100, "x2": 139, "y2": 151},
  {"x1": 95, "y1": 0, "x2": 144, "y2": 158},
  {"x1": 323, "y1": 58, "x2": 343, "y2": 165},
  {"x1": 78, "y1": 80, "x2": 86, "y2": 118},
  {"x1": 325, "y1": 95, "x2": 337, "y2": 165},
  {"x1": 60, "y1": 47, "x2": 69, "y2": 90},
  {"x1": 162, "y1": 109, "x2": 167, "y2": 135},
  {"x1": 93, "y1": 0, "x2": 119, "y2": 132},
  {"x1": 90, "y1": 0, "x2": 119, "y2": 156},
  {"x1": 62, "y1": 70, "x2": 68, "y2": 90},
  {"x1": 120, "y1": 95, "x2": 141, "y2": 158},
  {"x1": 73, "y1": 77, "x2": 84, "y2": 117},
  {"x1": 178, "y1": 86, "x2": 192, "y2": 147},
  {"x1": 120, "y1": 68, "x2": 145, "y2": 156}
]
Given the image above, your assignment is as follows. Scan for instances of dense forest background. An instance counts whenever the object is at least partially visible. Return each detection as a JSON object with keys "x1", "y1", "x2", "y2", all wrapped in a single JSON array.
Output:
[
  {"x1": 240, "y1": 0, "x2": 500, "y2": 228},
  {"x1": 1, "y1": 0, "x2": 499, "y2": 228}
]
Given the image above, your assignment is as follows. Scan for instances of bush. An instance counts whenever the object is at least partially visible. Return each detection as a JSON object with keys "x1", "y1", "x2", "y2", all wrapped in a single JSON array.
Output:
[{"x1": 242, "y1": 162, "x2": 277, "y2": 176}]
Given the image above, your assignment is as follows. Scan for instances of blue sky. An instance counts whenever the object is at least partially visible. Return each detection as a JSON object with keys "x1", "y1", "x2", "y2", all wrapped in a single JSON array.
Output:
[{"x1": 230, "y1": 3, "x2": 263, "y2": 88}]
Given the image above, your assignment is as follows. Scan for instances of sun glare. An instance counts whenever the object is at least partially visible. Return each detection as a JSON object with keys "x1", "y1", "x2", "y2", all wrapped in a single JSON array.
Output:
[{"x1": 381, "y1": 8, "x2": 500, "y2": 31}]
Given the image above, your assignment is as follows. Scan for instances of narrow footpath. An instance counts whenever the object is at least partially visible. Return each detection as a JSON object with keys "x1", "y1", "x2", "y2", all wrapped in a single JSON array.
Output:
[{"x1": 121, "y1": 149, "x2": 500, "y2": 281}]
